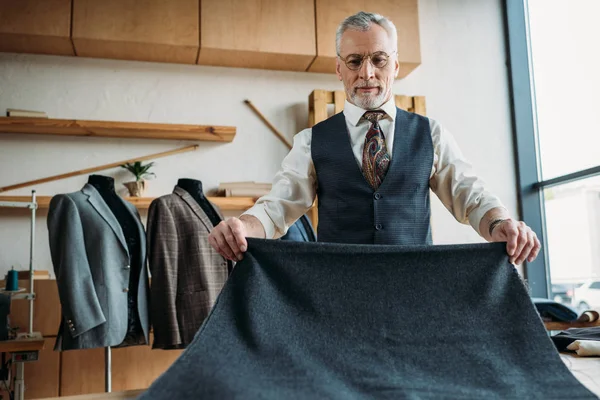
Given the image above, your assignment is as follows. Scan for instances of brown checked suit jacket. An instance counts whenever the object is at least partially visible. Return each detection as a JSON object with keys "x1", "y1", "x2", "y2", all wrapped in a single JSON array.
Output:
[{"x1": 147, "y1": 186, "x2": 230, "y2": 349}]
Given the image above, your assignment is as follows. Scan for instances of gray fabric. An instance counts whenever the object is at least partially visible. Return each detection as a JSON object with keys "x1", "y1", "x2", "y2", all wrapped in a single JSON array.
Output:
[
  {"x1": 140, "y1": 239, "x2": 596, "y2": 399},
  {"x1": 47, "y1": 184, "x2": 150, "y2": 351},
  {"x1": 312, "y1": 109, "x2": 433, "y2": 245}
]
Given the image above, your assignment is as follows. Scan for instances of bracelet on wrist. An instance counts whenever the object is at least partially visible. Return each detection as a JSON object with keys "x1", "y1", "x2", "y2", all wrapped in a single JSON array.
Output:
[{"x1": 488, "y1": 218, "x2": 508, "y2": 237}]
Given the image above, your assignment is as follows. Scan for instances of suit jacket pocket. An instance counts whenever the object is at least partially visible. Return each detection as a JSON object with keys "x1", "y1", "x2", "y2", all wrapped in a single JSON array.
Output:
[{"x1": 176, "y1": 290, "x2": 210, "y2": 345}]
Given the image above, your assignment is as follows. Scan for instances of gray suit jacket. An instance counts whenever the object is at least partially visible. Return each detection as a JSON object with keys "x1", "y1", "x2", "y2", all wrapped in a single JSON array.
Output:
[
  {"x1": 47, "y1": 184, "x2": 150, "y2": 351},
  {"x1": 147, "y1": 186, "x2": 229, "y2": 349}
]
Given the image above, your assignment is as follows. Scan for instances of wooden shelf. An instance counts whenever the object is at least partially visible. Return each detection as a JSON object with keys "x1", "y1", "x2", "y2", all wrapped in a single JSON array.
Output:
[
  {"x1": 0, "y1": 332, "x2": 45, "y2": 353},
  {"x1": 0, "y1": 196, "x2": 256, "y2": 211},
  {"x1": 545, "y1": 319, "x2": 600, "y2": 331},
  {"x1": 0, "y1": 117, "x2": 236, "y2": 142}
]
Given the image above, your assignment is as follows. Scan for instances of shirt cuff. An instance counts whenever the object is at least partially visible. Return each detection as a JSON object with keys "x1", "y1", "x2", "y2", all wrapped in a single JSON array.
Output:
[
  {"x1": 241, "y1": 204, "x2": 277, "y2": 239},
  {"x1": 467, "y1": 200, "x2": 507, "y2": 238}
]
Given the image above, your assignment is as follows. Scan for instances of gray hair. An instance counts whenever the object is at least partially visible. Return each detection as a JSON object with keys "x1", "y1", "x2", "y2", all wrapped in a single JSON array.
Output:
[{"x1": 336, "y1": 11, "x2": 398, "y2": 56}]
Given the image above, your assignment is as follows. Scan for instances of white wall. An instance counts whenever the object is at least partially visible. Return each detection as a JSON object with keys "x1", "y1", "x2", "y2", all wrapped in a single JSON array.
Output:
[{"x1": 0, "y1": 0, "x2": 516, "y2": 277}]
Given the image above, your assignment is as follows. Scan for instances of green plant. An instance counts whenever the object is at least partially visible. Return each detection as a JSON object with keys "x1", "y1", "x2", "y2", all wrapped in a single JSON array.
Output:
[{"x1": 120, "y1": 161, "x2": 156, "y2": 182}]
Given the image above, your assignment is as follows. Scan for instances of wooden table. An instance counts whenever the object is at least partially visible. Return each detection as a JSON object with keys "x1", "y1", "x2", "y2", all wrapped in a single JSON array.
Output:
[
  {"x1": 37, "y1": 389, "x2": 144, "y2": 399},
  {"x1": 41, "y1": 355, "x2": 600, "y2": 400},
  {"x1": 561, "y1": 353, "x2": 600, "y2": 397}
]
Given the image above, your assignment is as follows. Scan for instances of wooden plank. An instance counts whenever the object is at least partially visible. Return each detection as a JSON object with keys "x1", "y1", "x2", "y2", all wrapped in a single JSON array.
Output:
[
  {"x1": 333, "y1": 91, "x2": 345, "y2": 114},
  {"x1": 198, "y1": 0, "x2": 315, "y2": 71},
  {"x1": 0, "y1": 0, "x2": 74, "y2": 56},
  {"x1": 413, "y1": 96, "x2": 427, "y2": 116},
  {"x1": 60, "y1": 347, "x2": 105, "y2": 396},
  {"x1": 111, "y1": 335, "x2": 183, "y2": 391},
  {"x1": 0, "y1": 332, "x2": 44, "y2": 353},
  {"x1": 545, "y1": 319, "x2": 600, "y2": 331},
  {"x1": 38, "y1": 389, "x2": 144, "y2": 400},
  {"x1": 394, "y1": 95, "x2": 413, "y2": 111},
  {"x1": 309, "y1": 90, "x2": 329, "y2": 127},
  {"x1": 0, "y1": 118, "x2": 236, "y2": 142},
  {"x1": 0, "y1": 196, "x2": 257, "y2": 212},
  {"x1": 0, "y1": 145, "x2": 198, "y2": 193},
  {"x1": 72, "y1": 0, "x2": 199, "y2": 64},
  {"x1": 244, "y1": 100, "x2": 292, "y2": 149}
]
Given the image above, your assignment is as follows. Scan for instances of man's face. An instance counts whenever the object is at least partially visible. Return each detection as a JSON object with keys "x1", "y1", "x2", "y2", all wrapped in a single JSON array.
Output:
[{"x1": 336, "y1": 23, "x2": 399, "y2": 110}]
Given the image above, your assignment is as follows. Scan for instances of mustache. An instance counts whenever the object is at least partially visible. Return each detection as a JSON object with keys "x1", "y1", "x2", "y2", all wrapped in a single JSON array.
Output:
[{"x1": 354, "y1": 82, "x2": 381, "y2": 91}]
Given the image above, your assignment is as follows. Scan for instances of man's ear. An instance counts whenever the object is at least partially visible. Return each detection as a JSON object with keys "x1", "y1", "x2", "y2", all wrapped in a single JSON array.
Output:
[
  {"x1": 336, "y1": 59, "x2": 343, "y2": 81},
  {"x1": 394, "y1": 58, "x2": 400, "y2": 78}
]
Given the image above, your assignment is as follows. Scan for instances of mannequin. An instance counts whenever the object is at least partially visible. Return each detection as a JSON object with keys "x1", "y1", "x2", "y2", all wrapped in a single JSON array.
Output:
[
  {"x1": 177, "y1": 178, "x2": 222, "y2": 227},
  {"x1": 87, "y1": 174, "x2": 145, "y2": 346}
]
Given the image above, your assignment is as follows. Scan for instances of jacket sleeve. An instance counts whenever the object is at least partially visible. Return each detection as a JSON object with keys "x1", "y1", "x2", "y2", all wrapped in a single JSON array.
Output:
[
  {"x1": 47, "y1": 195, "x2": 106, "y2": 337},
  {"x1": 147, "y1": 198, "x2": 181, "y2": 347}
]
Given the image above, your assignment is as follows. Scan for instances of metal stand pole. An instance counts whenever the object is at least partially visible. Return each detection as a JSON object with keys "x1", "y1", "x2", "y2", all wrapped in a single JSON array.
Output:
[
  {"x1": 14, "y1": 362, "x2": 25, "y2": 400},
  {"x1": 28, "y1": 190, "x2": 36, "y2": 336},
  {"x1": 105, "y1": 346, "x2": 111, "y2": 393}
]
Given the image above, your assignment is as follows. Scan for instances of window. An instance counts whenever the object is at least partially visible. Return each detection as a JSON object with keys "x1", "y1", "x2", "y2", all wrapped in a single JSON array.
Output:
[
  {"x1": 527, "y1": 0, "x2": 600, "y2": 180},
  {"x1": 506, "y1": 0, "x2": 600, "y2": 298}
]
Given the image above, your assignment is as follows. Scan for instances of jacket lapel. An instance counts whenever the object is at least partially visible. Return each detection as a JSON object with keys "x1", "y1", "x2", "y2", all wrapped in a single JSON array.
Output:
[
  {"x1": 174, "y1": 186, "x2": 215, "y2": 233},
  {"x1": 82, "y1": 184, "x2": 129, "y2": 256}
]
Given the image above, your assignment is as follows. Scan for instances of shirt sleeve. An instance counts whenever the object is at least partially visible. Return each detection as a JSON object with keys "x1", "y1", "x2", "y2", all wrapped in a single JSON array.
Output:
[
  {"x1": 428, "y1": 119, "x2": 507, "y2": 237},
  {"x1": 242, "y1": 128, "x2": 317, "y2": 239}
]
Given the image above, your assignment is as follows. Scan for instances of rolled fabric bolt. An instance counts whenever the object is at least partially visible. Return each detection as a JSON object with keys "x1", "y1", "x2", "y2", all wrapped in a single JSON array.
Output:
[{"x1": 5, "y1": 268, "x2": 18, "y2": 291}]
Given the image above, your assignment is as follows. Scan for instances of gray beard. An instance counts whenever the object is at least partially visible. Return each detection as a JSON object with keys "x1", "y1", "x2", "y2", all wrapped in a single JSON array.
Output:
[{"x1": 350, "y1": 90, "x2": 387, "y2": 110}]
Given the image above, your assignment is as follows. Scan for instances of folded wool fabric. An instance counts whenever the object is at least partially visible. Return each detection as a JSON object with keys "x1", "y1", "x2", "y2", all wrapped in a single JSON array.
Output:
[
  {"x1": 552, "y1": 327, "x2": 600, "y2": 352},
  {"x1": 567, "y1": 340, "x2": 600, "y2": 356},
  {"x1": 531, "y1": 297, "x2": 579, "y2": 321},
  {"x1": 140, "y1": 239, "x2": 597, "y2": 400}
]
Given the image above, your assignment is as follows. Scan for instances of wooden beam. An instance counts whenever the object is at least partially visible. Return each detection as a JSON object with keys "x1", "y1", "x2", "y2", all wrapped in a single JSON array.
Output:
[
  {"x1": 0, "y1": 117, "x2": 236, "y2": 142},
  {"x1": 0, "y1": 145, "x2": 199, "y2": 193},
  {"x1": 244, "y1": 100, "x2": 292, "y2": 150},
  {"x1": 0, "y1": 332, "x2": 45, "y2": 353},
  {"x1": 0, "y1": 196, "x2": 257, "y2": 211},
  {"x1": 333, "y1": 91, "x2": 345, "y2": 114},
  {"x1": 413, "y1": 96, "x2": 427, "y2": 116}
]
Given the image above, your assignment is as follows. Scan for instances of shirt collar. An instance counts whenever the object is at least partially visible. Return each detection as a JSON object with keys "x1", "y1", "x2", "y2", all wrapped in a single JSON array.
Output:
[{"x1": 343, "y1": 97, "x2": 397, "y2": 127}]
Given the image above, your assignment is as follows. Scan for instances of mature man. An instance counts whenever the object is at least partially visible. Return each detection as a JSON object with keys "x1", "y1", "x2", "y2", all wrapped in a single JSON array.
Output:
[{"x1": 209, "y1": 11, "x2": 541, "y2": 266}]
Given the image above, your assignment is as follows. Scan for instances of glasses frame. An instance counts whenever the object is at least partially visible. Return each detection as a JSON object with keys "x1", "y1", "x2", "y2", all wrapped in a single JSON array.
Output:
[{"x1": 337, "y1": 51, "x2": 397, "y2": 71}]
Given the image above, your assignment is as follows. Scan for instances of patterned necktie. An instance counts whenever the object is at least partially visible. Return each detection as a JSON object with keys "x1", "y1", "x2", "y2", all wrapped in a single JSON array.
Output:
[{"x1": 362, "y1": 110, "x2": 390, "y2": 190}]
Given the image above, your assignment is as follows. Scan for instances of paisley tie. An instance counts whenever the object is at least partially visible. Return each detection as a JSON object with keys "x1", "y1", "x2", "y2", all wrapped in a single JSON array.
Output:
[{"x1": 361, "y1": 111, "x2": 390, "y2": 190}]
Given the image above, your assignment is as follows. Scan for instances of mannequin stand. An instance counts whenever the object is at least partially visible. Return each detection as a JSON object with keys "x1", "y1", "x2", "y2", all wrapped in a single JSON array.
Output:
[{"x1": 105, "y1": 346, "x2": 111, "y2": 392}]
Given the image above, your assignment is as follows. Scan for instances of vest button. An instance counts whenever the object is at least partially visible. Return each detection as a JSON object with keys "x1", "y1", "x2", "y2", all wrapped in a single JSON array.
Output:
[
  {"x1": 375, "y1": 223, "x2": 382, "y2": 230},
  {"x1": 374, "y1": 192, "x2": 381, "y2": 200}
]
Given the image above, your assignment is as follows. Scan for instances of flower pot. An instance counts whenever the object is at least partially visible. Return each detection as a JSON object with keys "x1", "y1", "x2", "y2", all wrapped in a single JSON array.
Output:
[{"x1": 124, "y1": 180, "x2": 146, "y2": 197}]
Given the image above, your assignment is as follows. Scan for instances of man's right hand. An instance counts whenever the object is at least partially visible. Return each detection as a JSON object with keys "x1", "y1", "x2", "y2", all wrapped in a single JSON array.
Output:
[{"x1": 208, "y1": 215, "x2": 265, "y2": 261}]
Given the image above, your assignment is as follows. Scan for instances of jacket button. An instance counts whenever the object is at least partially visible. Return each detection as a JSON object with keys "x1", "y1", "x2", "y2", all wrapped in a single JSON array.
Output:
[
  {"x1": 375, "y1": 223, "x2": 382, "y2": 230},
  {"x1": 123, "y1": 288, "x2": 129, "y2": 293},
  {"x1": 125, "y1": 265, "x2": 130, "y2": 269},
  {"x1": 374, "y1": 192, "x2": 381, "y2": 200}
]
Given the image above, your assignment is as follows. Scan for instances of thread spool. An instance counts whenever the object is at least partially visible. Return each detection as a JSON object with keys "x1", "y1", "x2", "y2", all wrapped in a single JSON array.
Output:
[{"x1": 5, "y1": 268, "x2": 18, "y2": 291}]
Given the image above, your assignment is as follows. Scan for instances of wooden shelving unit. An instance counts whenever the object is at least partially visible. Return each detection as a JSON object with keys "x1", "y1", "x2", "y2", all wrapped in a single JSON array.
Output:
[
  {"x1": 0, "y1": 196, "x2": 256, "y2": 211},
  {"x1": 0, "y1": 117, "x2": 236, "y2": 142},
  {"x1": 544, "y1": 319, "x2": 600, "y2": 331}
]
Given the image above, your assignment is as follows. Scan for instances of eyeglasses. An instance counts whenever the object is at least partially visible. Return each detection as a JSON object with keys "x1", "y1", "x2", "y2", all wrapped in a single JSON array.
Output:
[{"x1": 337, "y1": 51, "x2": 396, "y2": 71}]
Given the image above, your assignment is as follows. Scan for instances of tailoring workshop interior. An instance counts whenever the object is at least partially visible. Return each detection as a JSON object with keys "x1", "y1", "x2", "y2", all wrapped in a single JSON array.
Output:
[{"x1": 0, "y1": 0, "x2": 599, "y2": 399}]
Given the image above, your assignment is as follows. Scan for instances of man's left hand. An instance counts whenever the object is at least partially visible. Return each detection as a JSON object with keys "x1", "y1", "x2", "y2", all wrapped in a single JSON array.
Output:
[{"x1": 490, "y1": 219, "x2": 541, "y2": 265}]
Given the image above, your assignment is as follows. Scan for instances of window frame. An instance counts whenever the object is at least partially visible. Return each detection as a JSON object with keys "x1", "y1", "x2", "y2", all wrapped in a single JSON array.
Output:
[{"x1": 504, "y1": 0, "x2": 600, "y2": 297}]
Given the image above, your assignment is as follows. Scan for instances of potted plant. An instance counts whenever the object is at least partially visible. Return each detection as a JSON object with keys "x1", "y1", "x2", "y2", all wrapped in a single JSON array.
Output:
[{"x1": 120, "y1": 161, "x2": 156, "y2": 197}]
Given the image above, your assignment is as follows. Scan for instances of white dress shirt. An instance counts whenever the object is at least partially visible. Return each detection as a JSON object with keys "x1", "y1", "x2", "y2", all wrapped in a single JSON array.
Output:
[{"x1": 242, "y1": 98, "x2": 506, "y2": 240}]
